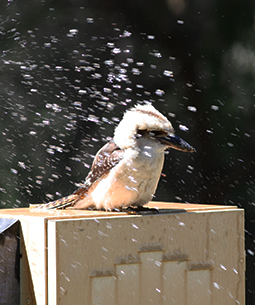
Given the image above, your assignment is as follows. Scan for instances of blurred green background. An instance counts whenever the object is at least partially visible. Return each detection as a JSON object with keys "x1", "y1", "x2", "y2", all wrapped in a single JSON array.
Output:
[{"x1": 0, "y1": 0, "x2": 254, "y2": 302}]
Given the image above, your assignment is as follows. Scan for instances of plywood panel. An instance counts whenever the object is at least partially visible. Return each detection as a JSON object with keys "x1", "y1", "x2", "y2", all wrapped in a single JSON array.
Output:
[
  {"x1": 208, "y1": 210, "x2": 245, "y2": 305},
  {"x1": 91, "y1": 276, "x2": 116, "y2": 305},
  {"x1": 45, "y1": 209, "x2": 244, "y2": 305},
  {"x1": 116, "y1": 264, "x2": 140, "y2": 305},
  {"x1": 187, "y1": 270, "x2": 211, "y2": 305},
  {"x1": 0, "y1": 205, "x2": 244, "y2": 305},
  {"x1": 162, "y1": 260, "x2": 187, "y2": 304},
  {"x1": 19, "y1": 216, "x2": 47, "y2": 305},
  {"x1": 140, "y1": 251, "x2": 163, "y2": 304}
]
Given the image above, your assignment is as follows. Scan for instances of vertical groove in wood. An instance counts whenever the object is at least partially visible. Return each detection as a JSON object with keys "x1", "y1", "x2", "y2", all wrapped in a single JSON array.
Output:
[
  {"x1": 91, "y1": 276, "x2": 116, "y2": 305},
  {"x1": 140, "y1": 251, "x2": 163, "y2": 304},
  {"x1": 47, "y1": 221, "x2": 57, "y2": 305},
  {"x1": 116, "y1": 264, "x2": 140, "y2": 305},
  {"x1": 162, "y1": 260, "x2": 187, "y2": 304}
]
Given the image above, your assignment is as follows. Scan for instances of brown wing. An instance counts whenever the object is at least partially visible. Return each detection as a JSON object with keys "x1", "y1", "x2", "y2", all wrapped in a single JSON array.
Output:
[
  {"x1": 84, "y1": 140, "x2": 123, "y2": 186},
  {"x1": 72, "y1": 140, "x2": 123, "y2": 198},
  {"x1": 36, "y1": 140, "x2": 123, "y2": 210}
]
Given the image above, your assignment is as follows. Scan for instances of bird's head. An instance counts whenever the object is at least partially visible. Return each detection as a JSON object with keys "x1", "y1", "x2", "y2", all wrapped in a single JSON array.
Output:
[{"x1": 114, "y1": 103, "x2": 195, "y2": 153}]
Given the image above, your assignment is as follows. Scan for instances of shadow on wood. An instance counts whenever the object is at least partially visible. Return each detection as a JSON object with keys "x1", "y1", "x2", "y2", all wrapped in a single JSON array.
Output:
[{"x1": 0, "y1": 219, "x2": 20, "y2": 305}]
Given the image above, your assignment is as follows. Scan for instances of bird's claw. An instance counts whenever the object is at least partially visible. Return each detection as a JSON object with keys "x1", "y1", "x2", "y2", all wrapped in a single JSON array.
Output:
[{"x1": 121, "y1": 206, "x2": 159, "y2": 215}]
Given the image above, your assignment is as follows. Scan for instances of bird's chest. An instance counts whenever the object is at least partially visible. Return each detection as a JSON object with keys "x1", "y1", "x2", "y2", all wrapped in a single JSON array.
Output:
[
  {"x1": 115, "y1": 149, "x2": 165, "y2": 188},
  {"x1": 89, "y1": 149, "x2": 165, "y2": 209}
]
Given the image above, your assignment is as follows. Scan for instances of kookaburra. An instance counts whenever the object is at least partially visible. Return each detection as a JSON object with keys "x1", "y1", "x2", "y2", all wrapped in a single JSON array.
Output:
[{"x1": 36, "y1": 103, "x2": 195, "y2": 211}]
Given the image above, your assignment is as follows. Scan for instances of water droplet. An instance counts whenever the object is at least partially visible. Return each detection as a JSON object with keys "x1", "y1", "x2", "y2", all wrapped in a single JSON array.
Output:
[
  {"x1": 144, "y1": 151, "x2": 152, "y2": 157},
  {"x1": 43, "y1": 119, "x2": 50, "y2": 125},
  {"x1": 155, "y1": 260, "x2": 162, "y2": 267},
  {"x1": 151, "y1": 52, "x2": 162, "y2": 58},
  {"x1": 98, "y1": 230, "x2": 105, "y2": 237},
  {"x1": 247, "y1": 249, "x2": 254, "y2": 255},
  {"x1": 104, "y1": 59, "x2": 114, "y2": 66},
  {"x1": 18, "y1": 161, "x2": 26, "y2": 169},
  {"x1": 211, "y1": 105, "x2": 219, "y2": 111},
  {"x1": 132, "y1": 223, "x2": 139, "y2": 229},
  {"x1": 163, "y1": 70, "x2": 173, "y2": 77},
  {"x1": 179, "y1": 125, "x2": 189, "y2": 131},
  {"x1": 220, "y1": 264, "x2": 227, "y2": 271},
  {"x1": 155, "y1": 89, "x2": 165, "y2": 96},
  {"x1": 60, "y1": 286, "x2": 67, "y2": 295},
  {"x1": 187, "y1": 106, "x2": 197, "y2": 112},
  {"x1": 132, "y1": 68, "x2": 142, "y2": 75},
  {"x1": 128, "y1": 176, "x2": 137, "y2": 183},
  {"x1": 88, "y1": 115, "x2": 99, "y2": 123},
  {"x1": 86, "y1": 18, "x2": 94, "y2": 23},
  {"x1": 46, "y1": 148, "x2": 54, "y2": 155},
  {"x1": 213, "y1": 282, "x2": 220, "y2": 289},
  {"x1": 55, "y1": 66, "x2": 63, "y2": 71},
  {"x1": 106, "y1": 222, "x2": 112, "y2": 229},
  {"x1": 78, "y1": 89, "x2": 87, "y2": 95},
  {"x1": 112, "y1": 48, "x2": 121, "y2": 54},
  {"x1": 121, "y1": 30, "x2": 132, "y2": 37}
]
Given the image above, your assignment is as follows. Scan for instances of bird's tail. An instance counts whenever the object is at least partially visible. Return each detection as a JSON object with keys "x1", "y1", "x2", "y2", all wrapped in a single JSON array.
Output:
[
  {"x1": 31, "y1": 185, "x2": 89, "y2": 210},
  {"x1": 31, "y1": 194, "x2": 78, "y2": 210}
]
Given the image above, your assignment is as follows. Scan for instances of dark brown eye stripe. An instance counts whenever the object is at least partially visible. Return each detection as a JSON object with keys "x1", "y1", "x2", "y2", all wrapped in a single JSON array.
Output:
[
  {"x1": 136, "y1": 129, "x2": 168, "y2": 139},
  {"x1": 149, "y1": 130, "x2": 168, "y2": 137}
]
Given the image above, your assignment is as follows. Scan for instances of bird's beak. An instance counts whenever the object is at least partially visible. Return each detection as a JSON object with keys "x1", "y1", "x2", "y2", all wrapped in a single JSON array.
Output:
[{"x1": 159, "y1": 134, "x2": 196, "y2": 152}]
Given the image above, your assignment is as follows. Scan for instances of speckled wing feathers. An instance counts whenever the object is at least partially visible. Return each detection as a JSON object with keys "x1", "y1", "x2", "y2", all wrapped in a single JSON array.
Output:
[
  {"x1": 36, "y1": 140, "x2": 123, "y2": 210},
  {"x1": 83, "y1": 140, "x2": 123, "y2": 187}
]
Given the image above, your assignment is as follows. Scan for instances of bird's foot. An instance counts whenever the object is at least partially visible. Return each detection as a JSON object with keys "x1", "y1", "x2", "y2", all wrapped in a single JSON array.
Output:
[{"x1": 121, "y1": 206, "x2": 159, "y2": 215}]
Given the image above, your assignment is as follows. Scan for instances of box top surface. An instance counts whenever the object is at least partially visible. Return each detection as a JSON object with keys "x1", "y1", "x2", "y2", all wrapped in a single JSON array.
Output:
[{"x1": 0, "y1": 202, "x2": 238, "y2": 220}]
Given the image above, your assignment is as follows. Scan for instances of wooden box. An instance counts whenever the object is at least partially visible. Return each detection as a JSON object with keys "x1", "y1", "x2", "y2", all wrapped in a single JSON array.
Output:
[{"x1": 0, "y1": 202, "x2": 245, "y2": 305}]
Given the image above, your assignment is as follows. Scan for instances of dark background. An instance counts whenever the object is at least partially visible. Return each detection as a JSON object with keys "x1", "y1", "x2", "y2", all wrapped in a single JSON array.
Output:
[{"x1": 0, "y1": 0, "x2": 254, "y2": 302}]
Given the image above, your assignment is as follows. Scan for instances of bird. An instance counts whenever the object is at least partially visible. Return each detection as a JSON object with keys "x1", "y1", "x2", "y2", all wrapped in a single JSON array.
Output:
[{"x1": 35, "y1": 103, "x2": 195, "y2": 211}]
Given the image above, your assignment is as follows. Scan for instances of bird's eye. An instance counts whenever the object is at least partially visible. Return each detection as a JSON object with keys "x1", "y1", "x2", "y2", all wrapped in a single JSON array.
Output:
[{"x1": 136, "y1": 129, "x2": 147, "y2": 138}]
